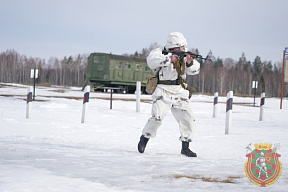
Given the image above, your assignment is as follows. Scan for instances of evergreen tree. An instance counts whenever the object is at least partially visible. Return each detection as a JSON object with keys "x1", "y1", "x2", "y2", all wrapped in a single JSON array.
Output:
[
  {"x1": 236, "y1": 52, "x2": 247, "y2": 71},
  {"x1": 263, "y1": 61, "x2": 273, "y2": 73},
  {"x1": 252, "y1": 56, "x2": 263, "y2": 73},
  {"x1": 243, "y1": 61, "x2": 252, "y2": 72},
  {"x1": 214, "y1": 57, "x2": 223, "y2": 68},
  {"x1": 208, "y1": 50, "x2": 215, "y2": 62},
  {"x1": 134, "y1": 51, "x2": 139, "y2": 57},
  {"x1": 260, "y1": 74, "x2": 265, "y2": 92}
]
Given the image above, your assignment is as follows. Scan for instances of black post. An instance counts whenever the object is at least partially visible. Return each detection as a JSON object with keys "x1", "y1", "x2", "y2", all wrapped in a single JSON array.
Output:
[
  {"x1": 33, "y1": 68, "x2": 36, "y2": 100},
  {"x1": 110, "y1": 90, "x2": 113, "y2": 109},
  {"x1": 253, "y1": 88, "x2": 256, "y2": 106}
]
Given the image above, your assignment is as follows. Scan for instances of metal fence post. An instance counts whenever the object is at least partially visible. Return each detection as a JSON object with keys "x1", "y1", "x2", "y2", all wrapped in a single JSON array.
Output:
[
  {"x1": 259, "y1": 92, "x2": 265, "y2": 121},
  {"x1": 213, "y1": 92, "x2": 218, "y2": 118},
  {"x1": 81, "y1": 86, "x2": 90, "y2": 123},
  {"x1": 225, "y1": 91, "x2": 233, "y2": 134},
  {"x1": 26, "y1": 86, "x2": 33, "y2": 118}
]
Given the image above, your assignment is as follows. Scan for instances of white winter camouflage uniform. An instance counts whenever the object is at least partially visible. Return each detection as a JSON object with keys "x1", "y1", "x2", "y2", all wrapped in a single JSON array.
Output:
[{"x1": 142, "y1": 47, "x2": 200, "y2": 142}]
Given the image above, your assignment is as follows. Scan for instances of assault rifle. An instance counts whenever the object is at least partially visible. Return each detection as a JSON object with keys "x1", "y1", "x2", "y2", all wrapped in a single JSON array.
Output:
[{"x1": 162, "y1": 50, "x2": 209, "y2": 60}]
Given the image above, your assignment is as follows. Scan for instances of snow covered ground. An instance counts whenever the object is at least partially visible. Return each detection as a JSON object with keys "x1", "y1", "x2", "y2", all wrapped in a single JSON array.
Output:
[{"x1": 0, "y1": 83, "x2": 287, "y2": 192}]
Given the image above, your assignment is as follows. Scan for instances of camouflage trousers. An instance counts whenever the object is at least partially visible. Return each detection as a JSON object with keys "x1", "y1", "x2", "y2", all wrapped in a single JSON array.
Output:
[{"x1": 142, "y1": 86, "x2": 195, "y2": 142}]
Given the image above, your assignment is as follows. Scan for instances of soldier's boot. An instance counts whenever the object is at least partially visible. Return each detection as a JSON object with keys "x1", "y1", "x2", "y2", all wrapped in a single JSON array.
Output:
[
  {"x1": 181, "y1": 141, "x2": 197, "y2": 157},
  {"x1": 138, "y1": 135, "x2": 149, "y2": 153}
]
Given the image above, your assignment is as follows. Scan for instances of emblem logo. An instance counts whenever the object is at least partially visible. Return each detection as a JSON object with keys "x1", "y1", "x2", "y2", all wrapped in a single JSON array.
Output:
[{"x1": 244, "y1": 143, "x2": 282, "y2": 187}]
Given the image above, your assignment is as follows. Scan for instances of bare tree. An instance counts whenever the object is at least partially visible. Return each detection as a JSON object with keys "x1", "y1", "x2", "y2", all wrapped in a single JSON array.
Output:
[{"x1": 0, "y1": 48, "x2": 284, "y2": 97}]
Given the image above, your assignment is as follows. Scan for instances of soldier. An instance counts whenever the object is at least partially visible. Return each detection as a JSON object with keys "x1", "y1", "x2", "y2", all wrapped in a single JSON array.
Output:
[
  {"x1": 256, "y1": 152, "x2": 269, "y2": 179},
  {"x1": 137, "y1": 32, "x2": 200, "y2": 157}
]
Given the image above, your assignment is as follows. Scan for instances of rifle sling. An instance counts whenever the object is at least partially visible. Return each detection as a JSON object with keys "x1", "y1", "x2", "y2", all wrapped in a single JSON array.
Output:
[{"x1": 173, "y1": 58, "x2": 186, "y2": 89}]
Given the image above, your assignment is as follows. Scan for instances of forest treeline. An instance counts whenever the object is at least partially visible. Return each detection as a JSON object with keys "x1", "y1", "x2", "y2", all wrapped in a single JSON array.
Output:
[
  {"x1": 0, "y1": 46, "x2": 287, "y2": 97},
  {"x1": 124, "y1": 43, "x2": 285, "y2": 97},
  {"x1": 0, "y1": 49, "x2": 88, "y2": 87}
]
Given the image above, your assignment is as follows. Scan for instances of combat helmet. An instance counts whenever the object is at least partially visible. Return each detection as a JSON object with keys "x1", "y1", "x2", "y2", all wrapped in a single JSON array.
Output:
[{"x1": 165, "y1": 32, "x2": 187, "y2": 50}]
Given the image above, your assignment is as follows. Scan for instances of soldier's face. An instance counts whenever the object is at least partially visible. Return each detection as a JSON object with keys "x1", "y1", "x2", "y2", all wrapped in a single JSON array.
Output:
[{"x1": 173, "y1": 46, "x2": 184, "y2": 51}]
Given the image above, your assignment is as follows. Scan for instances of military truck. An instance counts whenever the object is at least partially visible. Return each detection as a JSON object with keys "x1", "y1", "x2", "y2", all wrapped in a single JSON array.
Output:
[{"x1": 82, "y1": 52, "x2": 153, "y2": 93}]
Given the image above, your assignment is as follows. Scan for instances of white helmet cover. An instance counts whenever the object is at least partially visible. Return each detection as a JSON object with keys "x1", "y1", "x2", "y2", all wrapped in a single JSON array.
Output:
[{"x1": 165, "y1": 32, "x2": 187, "y2": 50}]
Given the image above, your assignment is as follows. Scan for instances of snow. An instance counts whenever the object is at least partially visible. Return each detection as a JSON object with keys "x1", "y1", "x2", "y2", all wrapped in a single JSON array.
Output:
[{"x1": 0, "y1": 83, "x2": 288, "y2": 192}]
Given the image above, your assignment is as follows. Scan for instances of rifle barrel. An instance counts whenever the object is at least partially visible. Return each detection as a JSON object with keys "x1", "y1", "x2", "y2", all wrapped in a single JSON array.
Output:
[{"x1": 162, "y1": 50, "x2": 209, "y2": 60}]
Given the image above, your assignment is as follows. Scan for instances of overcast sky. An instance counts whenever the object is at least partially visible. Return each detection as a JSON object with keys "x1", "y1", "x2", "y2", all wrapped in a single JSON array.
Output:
[{"x1": 1, "y1": 0, "x2": 287, "y2": 64}]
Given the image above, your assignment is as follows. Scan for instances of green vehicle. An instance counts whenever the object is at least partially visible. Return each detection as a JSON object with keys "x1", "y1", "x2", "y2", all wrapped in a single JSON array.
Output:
[{"x1": 82, "y1": 52, "x2": 154, "y2": 93}]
